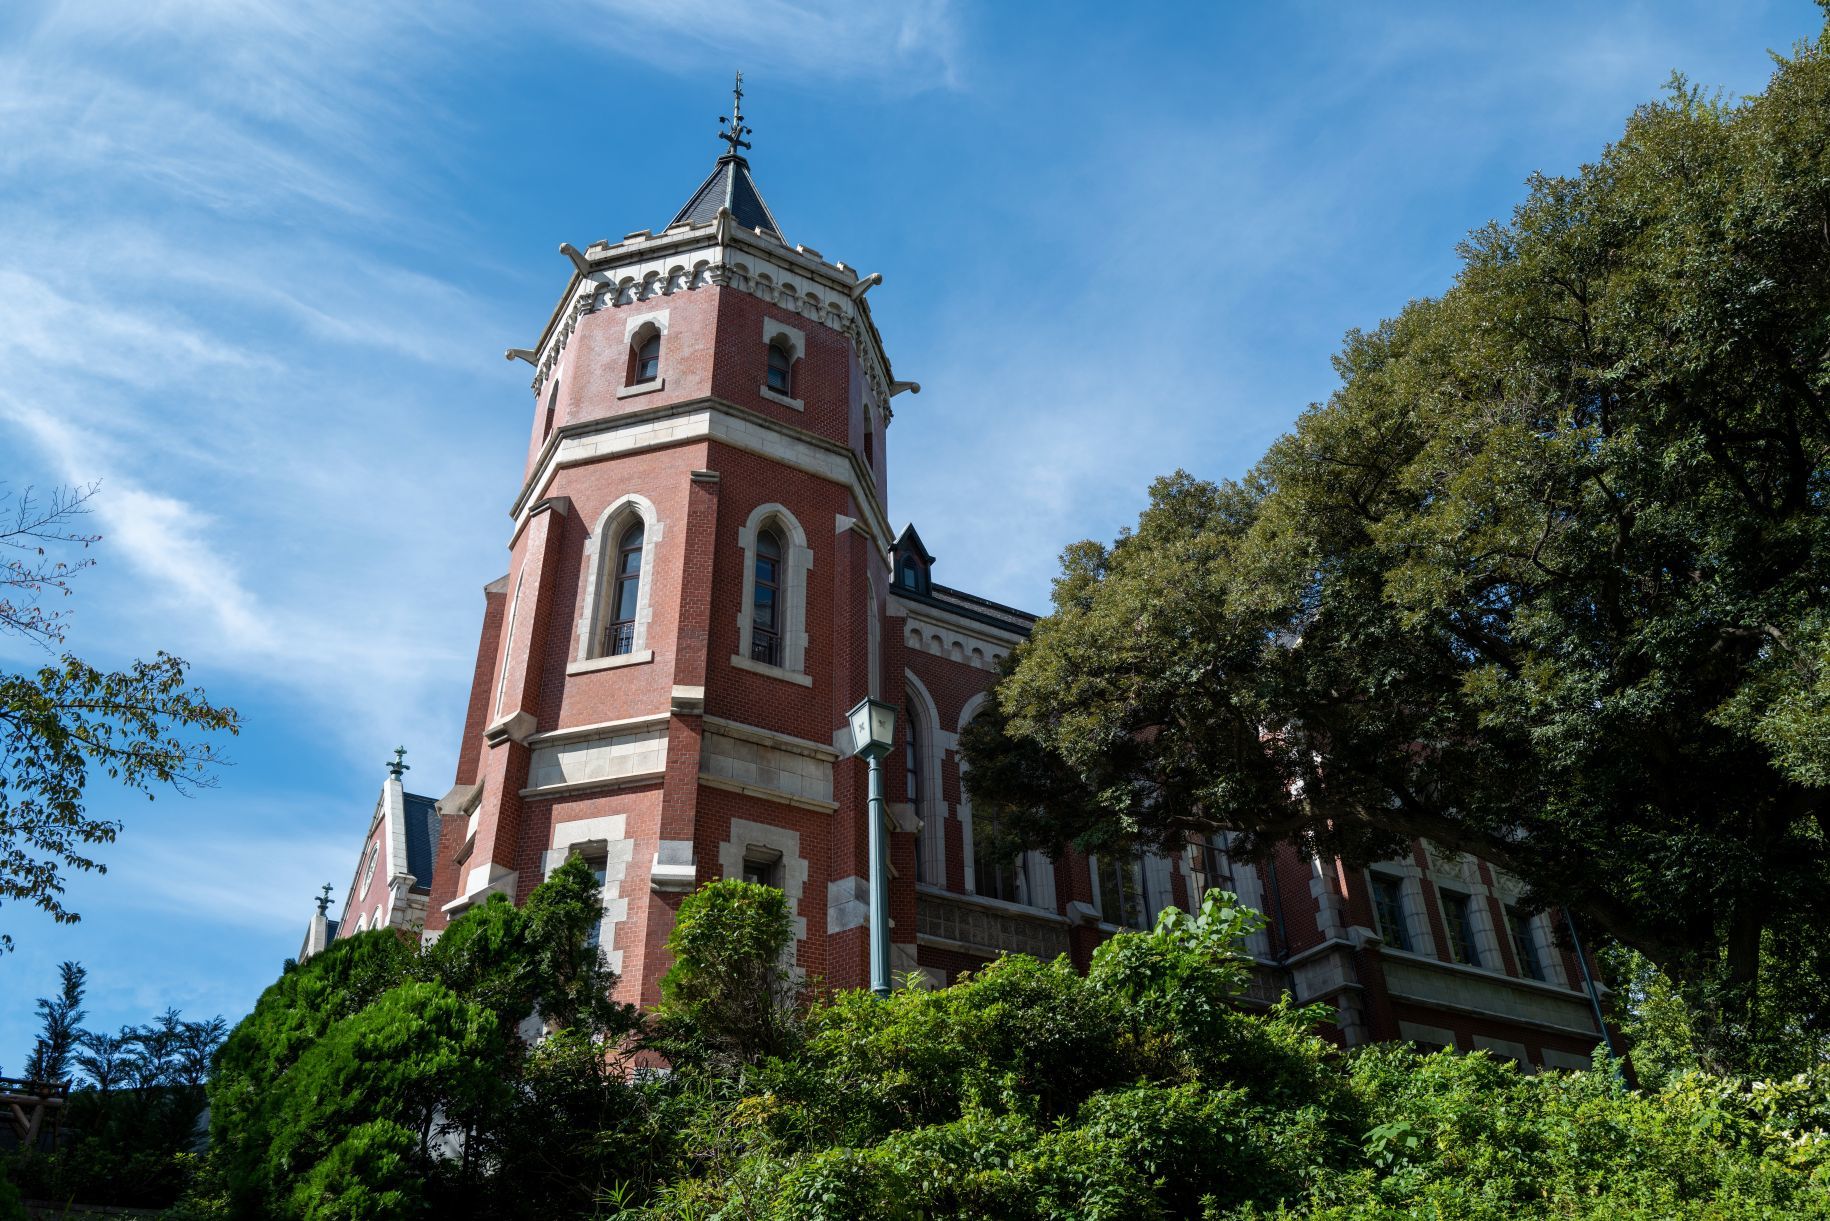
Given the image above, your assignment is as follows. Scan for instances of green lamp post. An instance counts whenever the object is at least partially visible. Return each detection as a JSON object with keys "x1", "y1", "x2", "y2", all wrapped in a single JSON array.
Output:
[{"x1": 844, "y1": 696, "x2": 898, "y2": 996}]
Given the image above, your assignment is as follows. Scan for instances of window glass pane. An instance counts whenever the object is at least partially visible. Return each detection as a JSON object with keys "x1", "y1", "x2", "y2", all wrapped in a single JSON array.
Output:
[
  {"x1": 1440, "y1": 890, "x2": 1480, "y2": 966},
  {"x1": 1097, "y1": 856, "x2": 1145, "y2": 929},
  {"x1": 1372, "y1": 874, "x2": 1411, "y2": 951},
  {"x1": 636, "y1": 335, "x2": 660, "y2": 381},
  {"x1": 1508, "y1": 907, "x2": 1545, "y2": 980}
]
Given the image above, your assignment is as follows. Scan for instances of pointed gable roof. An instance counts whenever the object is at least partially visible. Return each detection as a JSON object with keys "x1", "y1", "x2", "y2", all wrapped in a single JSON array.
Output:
[
  {"x1": 892, "y1": 524, "x2": 936, "y2": 567},
  {"x1": 669, "y1": 154, "x2": 784, "y2": 241}
]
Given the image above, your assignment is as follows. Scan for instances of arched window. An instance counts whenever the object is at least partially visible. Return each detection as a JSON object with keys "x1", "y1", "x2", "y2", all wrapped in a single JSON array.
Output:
[
  {"x1": 604, "y1": 522, "x2": 644, "y2": 656},
  {"x1": 542, "y1": 381, "x2": 558, "y2": 440},
  {"x1": 766, "y1": 340, "x2": 794, "y2": 395},
  {"x1": 906, "y1": 706, "x2": 931, "y2": 883},
  {"x1": 751, "y1": 528, "x2": 783, "y2": 667},
  {"x1": 633, "y1": 332, "x2": 660, "y2": 384}
]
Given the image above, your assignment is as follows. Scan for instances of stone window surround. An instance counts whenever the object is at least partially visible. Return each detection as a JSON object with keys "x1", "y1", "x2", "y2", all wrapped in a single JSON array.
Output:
[
  {"x1": 903, "y1": 670, "x2": 948, "y2": 886},
  {"x1": 576, "y1": 493, "x2": 662, "y2": 665},
  {"x1": 718, "y1": 818, "x2": 809, "y2": 946},
  {"x1": 623, "y1": 308, "x2": 669, "y2": 390},
  {"x1": 542, "y1": 814, "x2": 633, "y2": 975},
  {"x1": 732, "y1": 502, "x2": 812, "y2": 683},
  {"x1": 1361, "y1": 859, "x2": 1441, "y2": 960},
  {"x1": 1418, "y1": 846, "x2": 1549, "y2": 985},
  {"x1": 760, "y1": 317, "x2": 806, "y2": 411}
]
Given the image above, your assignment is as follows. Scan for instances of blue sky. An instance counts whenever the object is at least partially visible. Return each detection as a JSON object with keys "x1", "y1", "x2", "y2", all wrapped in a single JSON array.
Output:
[{"x1": 0, "y1": 0, "x2": 1818, "y2": 1061}]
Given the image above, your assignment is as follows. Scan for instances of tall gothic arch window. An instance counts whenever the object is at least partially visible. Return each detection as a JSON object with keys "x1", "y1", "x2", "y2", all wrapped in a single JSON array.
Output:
[
  {"x1": 751, "y1": 528, "x2": 783, "y2": 667},
  {"x1": 733, "y1": 505, "x2": 810, "y2": 679},
  {"x1": 604, "y1": 522, "x2": 644, "y2": 656},
  {"x1": 906, "y1": 706, "x2": 931, "y2": 883}
]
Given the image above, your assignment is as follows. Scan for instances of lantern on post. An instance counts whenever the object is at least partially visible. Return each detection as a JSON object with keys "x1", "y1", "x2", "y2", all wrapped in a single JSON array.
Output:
[{"x1": 843, "y1": 696, "x2": 898, "y2": 995}]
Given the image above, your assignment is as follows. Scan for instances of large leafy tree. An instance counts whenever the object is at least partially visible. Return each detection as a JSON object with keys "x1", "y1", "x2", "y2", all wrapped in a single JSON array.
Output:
[
  {"x1": 0, "y1": 483, "x2": 239, "y2": 951},
  {"x1": 964, "y1": 25, "x2": 1830, "y2": 1070}
]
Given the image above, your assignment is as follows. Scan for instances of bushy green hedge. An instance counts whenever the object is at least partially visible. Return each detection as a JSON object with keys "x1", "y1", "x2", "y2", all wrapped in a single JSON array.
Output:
[
  {"x1": 187, "y1": 876, "x2": 1830, "y2": 1219},
  {"x1": 623, "y1": 889, "x2": 1830, "y2": 1220}
]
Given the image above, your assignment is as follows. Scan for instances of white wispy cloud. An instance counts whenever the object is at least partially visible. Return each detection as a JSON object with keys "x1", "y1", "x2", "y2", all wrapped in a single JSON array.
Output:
[{"x1": 565, "y1": 0, "x2": 965, "y2": 91}]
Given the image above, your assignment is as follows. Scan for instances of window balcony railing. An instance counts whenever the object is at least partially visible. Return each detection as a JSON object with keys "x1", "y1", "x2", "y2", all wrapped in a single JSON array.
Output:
[
  {"x1": 751, "y1": 628, "x2": 780, "y2": 668},
  {"x1": 603, "y1": 621, "x2": 635, "y2": 657}
]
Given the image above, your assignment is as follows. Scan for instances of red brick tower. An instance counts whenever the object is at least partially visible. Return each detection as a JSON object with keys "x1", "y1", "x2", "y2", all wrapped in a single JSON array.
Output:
[{"x1": 422, "y1": 81, "x2": 915, "y2": 1004}]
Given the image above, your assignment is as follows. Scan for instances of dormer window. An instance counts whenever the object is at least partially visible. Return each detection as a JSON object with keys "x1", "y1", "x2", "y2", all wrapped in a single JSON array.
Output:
[
  {"x1": 766, "y1": 340, "x2": 794, "y2": 395},
  {"x1": 634, "y1": 333, "x2": 661, "y2": 384},
  {"x1": 899, "y1": 555, "x2": 921, "y2": 590}
]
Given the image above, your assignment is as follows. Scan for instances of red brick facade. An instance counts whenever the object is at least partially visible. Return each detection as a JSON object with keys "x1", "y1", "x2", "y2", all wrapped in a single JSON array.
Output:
[{"x1": 368, "y1": 149, "x2": 1608, "y2": 1070}]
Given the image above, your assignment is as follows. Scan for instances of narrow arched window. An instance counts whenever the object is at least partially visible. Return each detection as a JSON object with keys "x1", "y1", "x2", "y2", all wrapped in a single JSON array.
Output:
[
  {"x1": 542, "y1": 381, "x2": 558, "y2": 440},
  {"x1": 604, "y1": 521, "x2": 644, "y2": 656},
  {"x1": 751, "y1": 527, "x2": 782, "y2": 666},
  {"x1": 908, "y1": 707, "x2": 934, "y2": 884},
  {"x1": 634, "y1": 333, "x2": 661, "y2": 384},
  {"x1": 899, "y1": 556, "x2": 920, "y2": 590},
  {"x1": 766, "y1": 341, "x2": 793, "y2": 395}
]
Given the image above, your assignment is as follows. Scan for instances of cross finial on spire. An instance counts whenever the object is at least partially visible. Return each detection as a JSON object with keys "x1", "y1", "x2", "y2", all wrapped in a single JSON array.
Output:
[
  {"x1": 386, "y1": 745, "x2": 409, "y2": 780},
  {"x1": 718, "y1": 70, "x2": 752, "y2": 157},
  {"x1": 316, "y1": 883, "x2": 333, "y2": 916}
]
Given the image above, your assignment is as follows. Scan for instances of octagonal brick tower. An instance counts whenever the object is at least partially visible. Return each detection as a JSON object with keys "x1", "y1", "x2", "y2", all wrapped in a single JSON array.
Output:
[{"x1": 422, "y1": 107, "x2": 917, "y2": 1006}]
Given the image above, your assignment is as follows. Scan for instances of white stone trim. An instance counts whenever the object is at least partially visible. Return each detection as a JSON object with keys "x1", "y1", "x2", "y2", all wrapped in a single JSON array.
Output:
[
  {"x1": 623, "y1": 308, "x2": 670, "y2": 344},
  {"x1": 1472, "y1": 1034, "x2": 1531, "y2": 1066},
  {"x1": 567, "y1": 649, "x2": 655, "y2": 675},
  {"x1": 577, "y1": 494, "x2": 662, "y2": 662},
  {"x1": 759, "y1": 385, "x2": 804, "y2": 411},
  {"x1": 525, "y1": 723, "x2": 669, "y2": 794},
  {"x1": 700, "y1": 723, "x2": 835, "y2": 808},
  {"x1": 734, "y1": 502, "x2": 811, "y2": 677},
  {"x1": 512, "y1": 402, "x2": 893, "y2": 558},
  {"x1": 718, "y1": 819, "x2": 809, "y2": 944},
  {"x1": 525, "y1": 222, "x2": 895, "y2": 417},
  {"x1": 827, "y1": 875, "x2": 868, "y2": 933},
  {"x1": 616, "y1": 377, "x2": 666, "y2": 399},
  {"x1": 1398, "y1": 1020, "x2": 1458, "y2": 1050},
  {"x1": 543, "y1": 814, "x2": 633, "y2": 975},
  {"x1": 761, "y1": 316, "x2": 805, "y2": 363},
  {"x1": 893, "y1": 594, "x2": 1027, "y2": 653},
  {"x1": 1541, "y1": 1048, "x2": 1592, "y2": 1071}
]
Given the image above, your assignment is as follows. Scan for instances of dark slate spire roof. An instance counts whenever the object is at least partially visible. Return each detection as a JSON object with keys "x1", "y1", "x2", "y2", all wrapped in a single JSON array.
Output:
[{"x1": 669, "y1": 154, "x2": 784, "y2": 241}]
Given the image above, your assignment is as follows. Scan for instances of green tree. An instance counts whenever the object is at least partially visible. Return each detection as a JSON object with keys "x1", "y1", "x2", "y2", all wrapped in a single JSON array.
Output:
[
  {"x1": 208, "y1": 855, "x2": 647, "y2": 1220},
  {"x1": 23, "y1": 960, "x2": 86, "y2": 1083},
  {"x1": 963, "y1": 23, "x2": 1830, "y2": 1072},
  {"x1": 653, "y1": 879, "x2": 802, "y2": 1076},
  {"x1": 0, "y1": 483, "x2": 239, "y2": 952}
]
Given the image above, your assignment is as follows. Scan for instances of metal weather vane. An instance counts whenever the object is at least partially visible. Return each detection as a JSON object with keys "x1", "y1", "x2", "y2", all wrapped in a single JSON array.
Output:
[
  {"x1": 316, "y1": 883, "x2": 334, "y2": 916},
  {"x1": 386, "y1": 745, "x2": 409, "y2": 780},
  {"x1": 719, "y1": 70, "x2": 753, "y2": 157}
]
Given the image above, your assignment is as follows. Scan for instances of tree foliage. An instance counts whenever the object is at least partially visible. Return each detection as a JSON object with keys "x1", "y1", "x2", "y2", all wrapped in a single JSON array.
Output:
[
  {"x1": 5, "y1": 962, "x2": 228, "y2": 1210},
  {"x1": 207, "y1": 855, "x2": 645, "y2": 1220},
  {"x1": 962, "y1": 24, "x2": 1830, "y2": 1072},
  {"x1": 0, "y1": 483, "x2": 240, "y2": 952},
  {"x1": 653, "y1": 878, "x2": 803, "y2": 1075}
]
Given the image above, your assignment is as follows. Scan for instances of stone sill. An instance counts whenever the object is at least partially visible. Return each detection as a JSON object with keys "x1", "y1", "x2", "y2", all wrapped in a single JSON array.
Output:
[
  {"x1": 698, "y1": 772, "x2": 839, "y2": 813},
  {"x1": 759, "y1": 384, "x2": 804, "y2": 411},
  {"x1": 729, "y1": 653, "x2": 813, "y2": 687},
  {"x1": 524, "y1": 713, "x2": 670, "y2": 747},
  {"x1": 617, "y1": 377, "x2": 665, "y2": 399},
  {"x1": 917, "y1": 883, "x2": 1068, "y2": 926},
  {"x1": 519, "y1": 768, "x2": 666, "y2": 799},
  {"x1": 566, "y1": 649, "x2": 654, "y2": 676}
]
